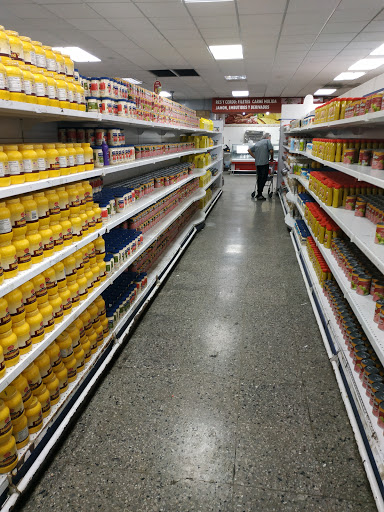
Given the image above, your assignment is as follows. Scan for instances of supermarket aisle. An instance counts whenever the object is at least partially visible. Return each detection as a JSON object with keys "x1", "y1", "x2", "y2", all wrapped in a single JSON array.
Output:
[{"x1": 19, "y1": 176, "x2": 376, "y2": 512}]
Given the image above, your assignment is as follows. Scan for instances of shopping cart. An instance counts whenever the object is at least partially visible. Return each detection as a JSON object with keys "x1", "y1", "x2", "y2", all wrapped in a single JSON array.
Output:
[{"x1": 251, "y1": 162, "x2": 277, "y2": 200}]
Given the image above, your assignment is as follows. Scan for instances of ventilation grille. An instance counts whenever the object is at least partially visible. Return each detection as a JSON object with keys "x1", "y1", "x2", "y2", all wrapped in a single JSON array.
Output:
[{"x1": 149, "y1": 69, "x2": 200, "y2": 77}]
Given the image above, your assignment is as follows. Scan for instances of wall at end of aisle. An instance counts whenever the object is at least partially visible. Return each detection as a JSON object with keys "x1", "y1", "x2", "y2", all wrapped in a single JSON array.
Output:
[
  {"x1": 338, "y1": 71, "x2": 384, "y2": 98},
  {"x1": 223, "y1": 125, "x2": 280, "y2": 147}
]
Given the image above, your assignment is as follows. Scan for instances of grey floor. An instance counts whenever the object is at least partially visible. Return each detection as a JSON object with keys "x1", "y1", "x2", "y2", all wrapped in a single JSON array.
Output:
[{"x1": 18, "y1": 176, "x2": 376, "y2": 512}]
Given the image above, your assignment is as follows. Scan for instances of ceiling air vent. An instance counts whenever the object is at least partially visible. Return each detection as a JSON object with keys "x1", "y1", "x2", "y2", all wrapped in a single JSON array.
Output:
[
  {"x1": 173, "y1": 69, "x2": 200, "y2": 77},
  {"x1": 149, "y1": 70, "x2": 178, "y2": 77}
]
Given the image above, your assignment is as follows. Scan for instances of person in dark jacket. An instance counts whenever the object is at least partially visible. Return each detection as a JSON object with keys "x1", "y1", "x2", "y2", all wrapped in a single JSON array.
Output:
[{"x1": 248, "y1": 133, "x2": 274, "y2": 200}]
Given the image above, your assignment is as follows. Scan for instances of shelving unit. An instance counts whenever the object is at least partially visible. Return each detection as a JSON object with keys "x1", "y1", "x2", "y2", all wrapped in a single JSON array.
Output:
[
  {"x1": 286, "y1": 110, "x2": 384, "y2": 133},
  {"x1": 0, "y1": 97, "x2": 224, "y2": 510}
]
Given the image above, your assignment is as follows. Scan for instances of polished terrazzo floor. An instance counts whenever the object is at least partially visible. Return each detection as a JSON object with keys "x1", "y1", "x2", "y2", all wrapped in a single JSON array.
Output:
[{"x1": 18, "y1": 175, "x2": 376, "y2": 511}]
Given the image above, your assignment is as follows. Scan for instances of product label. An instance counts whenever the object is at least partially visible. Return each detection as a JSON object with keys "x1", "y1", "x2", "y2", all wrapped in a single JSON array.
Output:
[
  {"x1": 44, "y1": 317, "x2": 54, "y2": 329},
  {"x1": 37, "y1": 157, "x2": 46, "y2": 171},
  {"x1": 0, "y1": 218, "x2": 11, "y2": 234},
  {"x1": 8, "y1": 160, "x2": 21, "y2": 175},
  {"x1": 0, "y1": 450, "x2": 17, "y2": 469},
  {"x1": 7, "y1": 75, "x2": 22, "y2": 93},
  {"x1": 0, "y1": 312, "x2": 11, "y2": 327},
  {"x1": 47, "y1": 85, "x2": 56, "y2": 99},
  {"x1": 24, "y1": 79, "x2": 34, "y2": 96},
  {"x1": 18, "y1": 252, "x2": 31, "y2": 264},
  {"x1": 18, "y1": 332, "x2": 31, "y2": 350},
  {"x1": 57, "y1": 87, "x2": 67, "y2": 101},
  {"x1": 0, "y1": 162, "x2": 8, "y2": 177},
  {"x1": 68, "y1": 155, "x2": 75, "y2": 167},
  {"x1": 31, "y1": 326, "x2": 44, "y2": 340},
  {"x1": 75, "y1": 91, "x2": 82, "y2": 104},
  {"x1": 0, "y1": 72, "x2": 7, "y2": 91},
  {"x1": 76, "y1": 154, "x2": 84, "y2": 166},
  {"x1": 35, "y1": 81, "x2": 46, "y2": 98},
  {"x1": 15, "y1": 425, "x2": 29, "y2": 445},
  {"x1": 4, "y1": 343, "x2": 19, "y2": 360},
  {"x1": 60, "y1": 347, "x2": 73, "y2": 358},
  {"x1": 30, "y1": 50, "x2": 36, "y2": 67},
  {"x1": 25, "y1": 210, "x2": 38, "y2": 223},
  {"x1": 23, "y1": 159, "x2": 33, "y2": 173},
  {"x1": 46, "y1": 57, "x2": 56, "y2": 72},
  {"x1": 58, "y1": 156, "x2": 67, "y2": 168},
  {"x1": 63, "y1": 229, "x2": 72, "y2": 242},
  {"x1": 0, "y1": 416, "x2": 12, "y2": 437},
  {"x1": 36, "y1": 54, "x2": 46, "y2": 68},
  {"x1": 43, "y1": 239, "x2": 54, "y2": 252}
]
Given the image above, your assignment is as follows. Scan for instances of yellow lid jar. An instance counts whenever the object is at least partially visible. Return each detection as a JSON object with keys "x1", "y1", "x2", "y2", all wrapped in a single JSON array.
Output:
[
  {"x1": 0, "y1": 297, "x2": 11, "y2": 334},
  {"x1": 44, "y1": 71, "x2": 59, "y2": 108},
  {"x1": 20, "y1": 280, "x2": 37, "y2": 313},
  {"x1": 0, "y1": 203, "x2": 12, "y2": 244},
  {"x1": 73, "y1": 249, "x2": 84, "y2": 271},
  {"x1": 87, "y1": 302, "x2": 99, "y2": 326},
  {"x1": 46, "y1": 189, "x2": 61, "y2": 220},
  {"x1": 12, "y1": 235, "x2": 31, "y2": 271},
  {"x1": 50, "y1": 222, "x2": 63, "y2": 252},
  {"x1": 86, "y1": 205, "x2": 96, "y2": 233},
  {"x1": 65, "y1": 324, "x2": 80, "y2": 349},
  {"x1": 24, "y1": 396, "x2": 43, "y2": 434},
  {"x1": 73, "y1": 143, "x2": 85, "y2": 173},
  {"x1": 67, "y1": 280, "x2": 80, "y2": 307},
  {"x1": 58, "y1": 288, "x2": 72, "y2": 316},
  {"x1": 43, "y1": 372, "x2": 60, "y2": 406},
  {"x1": 19, "y1": 65, "x2": 36, "y2": 104},
  {"x1": 88, "y1": 329, "x2": 98, "y2": 353},
  {"x1": 5, "y1": 290, "x2": 24, "y2": 324},
  {"x1": 53, "y1": 261, "x2": 66, "y2": 288},
  {"x1": 94, "y1": 236, "x2": 105, "y2": 260},
  {"x1": 33, "y1": 145, "x2": 48, "y2": 180},
  {"x1": 0, "y1": 27, "x2": 10, "y2": 59},
  {"x1": 0, "y1": 329, "x2": 19, "y2": 367},
  {"x1": 82, "y1": 181, "x2": 93, "y2": 204},
  {"x1": 21, "y1": 195, "x2": 39, "y2": 231},
  {"x1": 0, "y1": 148, "x2": 10, "y2": 188},
  {"x1": 54, "y1": 73, "x2": 69, "y2": 109},
  {"x1": 12, "y1": 319, "x2": 32, "y2": 355},
  {"x1": 22, "y1": 363, "x2": 42, "y2": 394},
  {"x1": 20, "y1": 146, "x2": 39, "y2": 182},
  {"x1": 56, "y1": 331, "x2": 72, "y2": 359},
  {"x1": 39, "y1": 226, "x2": 54, "y2": 257},
  {"x1": 82, "y1": 143, "x2": 94, "y2": 171},
  {"x1": 45, "y1": 342, "x2": 61, "y2": 370},
  {"x1": 43, "y1": 143, "x2": 59, "y2": 177},
  {"x1": 33, "y1": 192, "x2": 49, "y2": 227},
  {"x1": 0, "y1": 433, "x2": 18, "y2": 473},
  {"x1": 5, "y1": 30, "x2": 24, "y2": 62},
  {"x1": 31, "y1": 66, "x2": 49, "y2": 105},
  {"x1": 0, "y1": 385, "x2": 24, "y2": 422},
  {"x1": 34, "y1": 384, "x2": 50, "y2": 418},
  {"x1": 54, "y1": 362, "x2": 68, "y2": 393},
  {"x1": 90, "y1": 262, "x2": 100, "y2": 287},
  {"x1": 95, "y1": 295, "x2": 106, "y2": 318},
  {"x1": 12, "y1": 374, "x2": 32, "y2": 408},
  {"x1": 63, "y1": 353, "x2": 77, "y2": 383},
  {"x1": 84, "y1": 265, "x2": 94, "y2": 291},
  {"x1": 34, "y1": 352, "x2": 52, "y2": 380},
  {"x1": 53, "y1": 50, "x2": 65, "y2": 76},
  {"x1": 19, "y1": 37, "x2": 36, "y2": 66},
  {"x1": 25, "y1": 308, "x2": 45, "y2": 344},
  {"x1": 0, "y1": 243, "x2": 18, "y2": 279},
  {"x1": 12, "y1": 413, "x2": 29, "y2": 449},
  {"x1": 31, "y1": 41, "x2": 46, "y2": 70},
  {"x1": 0, "y1": 62, "x2": 9, "y2": 101},
  {"x1": 74, "y1": 317, "x2": 85, "y2": 341},
  {"x1": 42, "y1": 45, "x2": 56, "y2": 73},
  {"x1": 0, "y1": 399, "x2": 12, "y2": 440},
  {"x1": 95, "y1": 323, "x2": 103, "y2": 346},
  {"x1": 66, "y1": 78, "x2": 77, "y2": 110},
  {"x1": 38, "y1": 299, "x2": 54, "y2": 333},
  {"x1": 1, "y1": 58, "x2": 25, "y2": 103},
  {"x1": 43, "y1": 267, "x2": 57, "y2": 295},
  {"x1": 55, "y1": 143, "x2": 69, "y2": 176},
  {"x1": 32, "y1": 274, "x2": 47, "y2": 305},
  {"x1": 70, "y1": 212, "x2": 82, "y2": 242},
  {"x1": 74, "y1": 81, "x2": 86, "y2": 111},
  {"x1": 80, "y1": 310, "x2": 92, "y2": 335},
  {"x1": 48, "y1": 292, "x2": 63, "y2": 324},
  {"x1": 4, "y1": 145, "x2": 24, "y2": 185},
  {"x1": 65, "y1": 144, "x2": 77, "y2": 174},
  {"x1": 63, "y1": 54, "x2": 74, "y2": 77},
  {"x1": 73, "y1": 344, "x2": 85, "y2": 372}
]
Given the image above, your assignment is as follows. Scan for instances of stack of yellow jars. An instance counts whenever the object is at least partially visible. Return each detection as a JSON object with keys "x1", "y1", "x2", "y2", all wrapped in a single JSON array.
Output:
[
  {"x1": 0, "y1": 142, "x2": 94, "y2": 186},
  {"x1": 0, "y1": 26, "x2": 86, "y2": 110},
  {"x1": 0, "y1": 182, "x2": 102, "y2": 280}
]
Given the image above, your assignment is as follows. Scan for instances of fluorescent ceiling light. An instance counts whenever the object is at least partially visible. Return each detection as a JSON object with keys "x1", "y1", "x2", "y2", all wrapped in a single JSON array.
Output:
[
  {"x1": 123, "y1": 77, "x2": 143, "y2": 85},
  {"x1": 185, "y1": 0, "x2": 232, "y2": 2},
  {"x1": 370, "y1": 44, "x2": 384, "y2": 56},
  {"x1": 52, "y1": 46, "x2": 100, "y2": 62},
  {"x1": 314, "y1": 88, "x2": 336, "y2": 95},
  {"x1": 232, "y1": 90, "x2": 249, "y2": 97},
  {"x1": 225, "y1": 75, "x2": 246, "y2": 80},
  {"x1": 209, "y1": 44, "x2": 243, "y2": 60},
  {"x1": 334, "y1": 71, "x2": 366, "y2": 81},
  {"x1": 159, "y1": 90, "x2": 172, "y2": 97},
  {"x1": 349, "y1": 58, "x2": 384, "y2": 71}
]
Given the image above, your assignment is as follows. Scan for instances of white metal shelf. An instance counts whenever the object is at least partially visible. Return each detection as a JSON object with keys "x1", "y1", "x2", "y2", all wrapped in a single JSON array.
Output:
[
  {"x1": 203, "y1": 187, "x2": 222, "y2": 213},
  {"x1": 289, "y1": 173, "x2": 384, "y2": 274},
  {"x1": 287, "y1": 147, "x2": 384, "y2": 189},
  {"x1": 291, "y1": 227, "x2": 384, "y2": 510},
  {"x1": 0, "y1": 100, "x2": 222, "y2": 135},
  {"x1": 202, "y1": 170, "x2": 223, "y2": 191},
  {"x1": 286, "y1": 110, "x2": 384, "y2": 133}
]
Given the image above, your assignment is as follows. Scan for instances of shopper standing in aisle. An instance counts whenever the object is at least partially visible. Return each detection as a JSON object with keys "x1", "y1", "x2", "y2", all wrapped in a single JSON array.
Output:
[{"x1": 248, "y1": 133, "x2": 273, "y2": 200}]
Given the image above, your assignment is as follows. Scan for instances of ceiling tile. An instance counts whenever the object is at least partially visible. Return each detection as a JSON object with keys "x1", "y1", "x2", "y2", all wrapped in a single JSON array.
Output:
[
  {"x1": 330, "y1": 9, "x2": 381, "y2": 22},
  {"x1": 67, "y1": 18, "x2": 115, "y2": 31},
  {"x1": 186, "y1": 2, "x2": 236, "y2": 17},
  {"x1": 148, "y1": 16, "x2": 192, "y2": 29},
  {"x1": 237, "y1": 0, "x2": 287, "y2": 14},
  {"x1": 364, "y1": 20, "x2": 384, "y2": 32},
  {"x1": 288, "y1": 0, "x2": 339, "y2": 11},
  {"x1": 160, "y1": 28, "x2": 200, "y2": 39},
  {"x1": 239, "y1": 13, "x2": 284, "y2": 28},
  {"x1": 84, "y1": 30, "x2": 129, "y2": 43},
  {"x1": 316, "y1": 33, "x2": 357, "y2": 42},
  {"x1": 192, "y1": 16, "x2": 238, "y2": 29},
  {"x1": 7, "y1": 3, "x2": 59, "y2": 18},
  {"x1": 44, "y1": 3, "x2": 102, "y2": 19},
  {"x1": 110, "y1": 18, "x2": 155, "y2": 32},
  {"x1": 139, "y1": 2, "x2": 189, "y2": 17},
  {"x1": 321, "y1": 21, "x2": 368, "y2": 33},
  {"x1": 337, "y1": 0, "x2": 384, "y2": 9},
  {"x1": 87, "y1": 2, "x2": 143, "y2": 18}
]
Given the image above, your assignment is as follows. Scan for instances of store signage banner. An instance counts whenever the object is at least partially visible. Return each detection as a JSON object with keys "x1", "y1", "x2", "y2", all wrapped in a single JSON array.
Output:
[
  {"x1": 224, "y1": 112, "x2": 281, "y2": 125},
  {"x1": 212, "y1": 97, "x2": 282, "y2": 113}
]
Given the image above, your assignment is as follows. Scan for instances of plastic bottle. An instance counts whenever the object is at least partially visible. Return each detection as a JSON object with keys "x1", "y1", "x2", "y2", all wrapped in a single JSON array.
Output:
[
  {"x1": 73, "y1": 143, "x2": 85, "y2": 173},
  {"x1": 20, "y1": 145, "x2": 39, "y2": 181},
  {"x1": 4, "y1": 145, "x2": 24, "y2": 185},
  {"x1": 25, "y1": 307, "x2": 45, "y2": 344},
  {"x1": 12, "y1": 413, "x2": 29, "y2": 448},
  {"x1": 0, "y1": 329, "x2": 19, "y2": 367},
  {"x1": 22, "y1": 363, "x2": 42, "y2": 394},
  {"x1": 42, "y1": 45, "x2": 56, "y2": 73},
  {"x1": 0, "y1": 26, "x2": 11, "y2": 59},
  {"x1": 0, "y1": 147, "x2": 10, "y2": 188},
  {"x1": 56, "y1": 143, "x2": 69, "y2": 176},
  {"x1": 43, "y1": 143, "x2": 59, "y2": 178},
  {"x1": 38, "y1": 299, "x2": 54, "y2": 333},
  {"x1": 20, "y1": 281, "x2": 37, "y2": 313},
  {"x1": 5, "y1": 289, "x2": 25, "y2": 324},
  {"x1": 24, "y1": 396, "x2": 43, "y2": 434},
  {"x1": 45, "y1": 342, "x2": 61, "y2": 370},
  {"x1": 54, "y1": 73, "x2": 69, "y2": 109},
  {"x1": 12, "y1": 374, "x2": 32, "y2": 408},
  {"x1": 44, "y1": 71, "x2": 59, "y2": 108},
  {"x1": 66, "y1": 77, "x2": 77, "y2": 110},
  {"x1": 33, "y1": 145, "x2": 48, "y2": 179},
  {"x1": 34, "y1": 384, "x2": 51, "y2": 418},
  {"x1": 1, "y1": 58, "x2": 25, "y2": 102},
  {"x1": 53, "y1": 50, "x2": 65, "y2": 76},
  {"x1": 82, "y1": 143, "x2": 94, "y2": 171},
  {"x1": 19, "y1": 36, "x2": 36, "y2": 66},
  {"x1": 0, "y1": 433, "x2": 18, "y2": 473},
  {"x1": 19, "y1": 64, "x2": 36, "y2": 104},
  {"x1": 54, "y1": 362, "x2": 68, "y2": 393},
  {"x1": 31, "y1": 41, "x2": 46, "y2": 70},
  {"x1": 43, "y1": 372, "x2": 60, "y2": 405},
  {"x1": 34, "y1": 352, "x2": 52, "y2": 380},
  {"x1": 5, "y1": 31, "x2": 24, "y2": 62},
  {"x1": 31, "y1": 66, "x2": 49, "y2": 105}
]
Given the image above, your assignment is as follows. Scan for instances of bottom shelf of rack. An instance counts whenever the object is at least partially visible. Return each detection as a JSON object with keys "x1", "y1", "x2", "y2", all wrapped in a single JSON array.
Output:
[
  {"x1": 290, "y1": 228, "x2": 384, "y2": 510},
  {"x1": 0, "y1": 185, "x2": 223, "y2": 512}
]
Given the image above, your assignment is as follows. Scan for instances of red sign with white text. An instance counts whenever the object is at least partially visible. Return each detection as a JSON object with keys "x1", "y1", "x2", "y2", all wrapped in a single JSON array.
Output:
[{"x1": 212, "y1": 97, "x2": 282, "y2": 114}]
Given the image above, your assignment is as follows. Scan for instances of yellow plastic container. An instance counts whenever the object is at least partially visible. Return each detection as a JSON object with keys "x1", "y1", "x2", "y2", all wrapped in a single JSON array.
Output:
[
  {"x1": 0, "y1": 386, "x2": 24, "y2": 422},
  {"x1": 39, "y1": 226, "x2": 54, "y2": 257},
  {"x1": 56, "y1": 144, "x2": 69, "y2": 176},
  {"x1": 12, "y1": 319, "x2": 32, "y2": 355},
  {"x1": 32, "y1": 274, "x2": 47, "y2": 305},
  {"x1": 53, "y1": 50, "x2": 65, "y2": 76},
  {"x1": 0, "y1": 433, "x2": 18, "y2": 473},
  {"x1": 12, "y1": 413, "x2": 29, "y2": 448},
  {"x1": 66, "y1": 78, "x2": 77, "y2": 110},
  {"x1": 55, "y1": 74, "x2": 69, "y2": 109},
  {"x1": 0, "y1": 61, "x2": 10, "y2": 101},
  {"x1": 19, "y1": 64, "x2": 36, "y2": 104},
  {"x1": 0, "y1": 242, "x2": 18, "y2": 279},
  {"x1": 0, "y1": 26, "x2": 11, "y2": 59},
  {"x1": 73, "y1": 143, "x2": 85, "y2": 173},
  {"x1": 34, "y1": 384, "x2": 50, "y2": 418},
  {"x1": 63, "y1": 354, "x2": 77, "y2": 383},
  {"x1": 59, "y1": 288, "x2": 72, "y2": 316},
  {"x1": 25, "y1": 308, "x2": 45, "y2": 344},
  {"x1": 33, "y1": 145, "x2": 48, "y2": 179},
  {"x1": 54, "y1": 362, "x2": 68, "y2": 393},
  {"x1": 44, "y1": 71, "x2": 59, "y2": 108},
  {"x1": 26, "y1": 230, "x2": 43, "y2": 264},
  {"x1": 0, "y1": 329, "x2": 19, "y2": 367},
  {"x1": 20, "y1": 281, "x2": 37, "y2": 313},
  {"x1": 4, "y1": 145, "x2": 24, "y2": 185},
  {"x1": 31, "y1": 66, "x2": 49, "y2": 105},
  {"x1": 1, "y1": 58, "x2": 25, "y2": 102},
  {"x1": 0, "y1": 400, "x2": 12, "y2": 440},
  {"x1": 49, "y1": 292, "x2": 63, "y2": 324},
  {"x1": 31, "y1": 41, "x2": 46, "y2": 70},
  {"x1": 19, "y1": 37, "x2": 35, "y2": 66},
  {"x1": 73, "y1": 344, "x2": 85, "y2": 372},
  {"x1": 65, "y1": 324, "x2": 80, "y2": 349},
  {"x1": 63, "y1": 54, "x2": 74, "y2": 77},
  {"x1": 34, "y1": 352, "x2": 52, "y2": 380},
  {"x1": 13, "y1": 235, "x2": 31, "y2": 271},
  {"x1": 22, "y1": 363, "x2": 42, "y2": 394},
  {"x1": 43, "y1": 372, "x2": 60, "y2": 405},
  {"x1": 0, "y1": 346, "x2": 6, "y2": 379},
  {"x1": 12, "y1": 373, "x2": 32, "y2": 408},
  {"x1": 24, "y1": 396, "x2": 43, "y2": 434},
  {"x1": 5, "y1": 289, "x2": 24, "y2": 324},
  {"x1": 67, "y1": 280, "x2": 79, "y2": 307},
  {"x1": 82, "y1": 144, "x2": 94, "y2": 171},
  {"x1": 21, "y1": 195, "x2": 39, "y2": 232},
  {"x1": 5, "y1": 31, "x2": 24, "y2": 62},
  {"x1": 44, "y1": 267, "x2": 57, "y2": 295},
  {"x1": 34, "y1": 192, "x2": 49, "y2": 227},
  {"x1": 66, "y1": 144, "x2": 77, "y2": 174},
  {"x1": 43, "y1": 144, "x2": 60, "y2": 177},
  {"x1": 42, "y1": 45, "x2": 56, "y2": 73},
  {"x1": 0, "y1": 147, "x2": 10, "y2": 187},
  {"x1": 45, "y1": 342, "x2": 61, "y2": 370},
  {"x1": 38, "y1": 300, "x2": 54, "y2": 333},
  {"x1": 0, "y1": 297, "x2": 11, "y2": 334}
]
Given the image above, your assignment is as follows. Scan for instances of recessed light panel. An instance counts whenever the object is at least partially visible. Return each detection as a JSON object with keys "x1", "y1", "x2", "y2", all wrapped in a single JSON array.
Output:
[
  {"x1": 370, "y1": 44, "x2": 384, "y2": 56},
  {"x1": 209, "y1": 45, "x2": 243, "y2": 60},
  {"x1": 314, "y1": 88, "x2": 336, "y2": 95},
  {"x1": 349, "y1": 59, "x2": 384, "y2": 71},
  {"x1": 225, "y1": 75, "x2": 247, "y2": 80},
  {"x1": 232, "y1": 90, "x2": 249, "y2": 97},
  {"x1": 52, "y1": 47, "x2": 100, "y2": 62},
  {"x1": 185, "y1": 0, "x2": 232, "y2": 2},
  {"x1": 333, "y1": 72, "x2": 366, "y2": 81},
  {"x1": 123, "y1": 78, "x2": 143, "y2": 85},
  {"x1": 159, "y1": 91, "x2": 172, "y2": 97}
]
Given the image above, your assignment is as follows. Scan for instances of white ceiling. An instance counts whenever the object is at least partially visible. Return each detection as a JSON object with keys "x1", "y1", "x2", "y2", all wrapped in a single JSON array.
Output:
[{"x1": 3, "y1": 0, "x2": 384, "y2": 100}]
